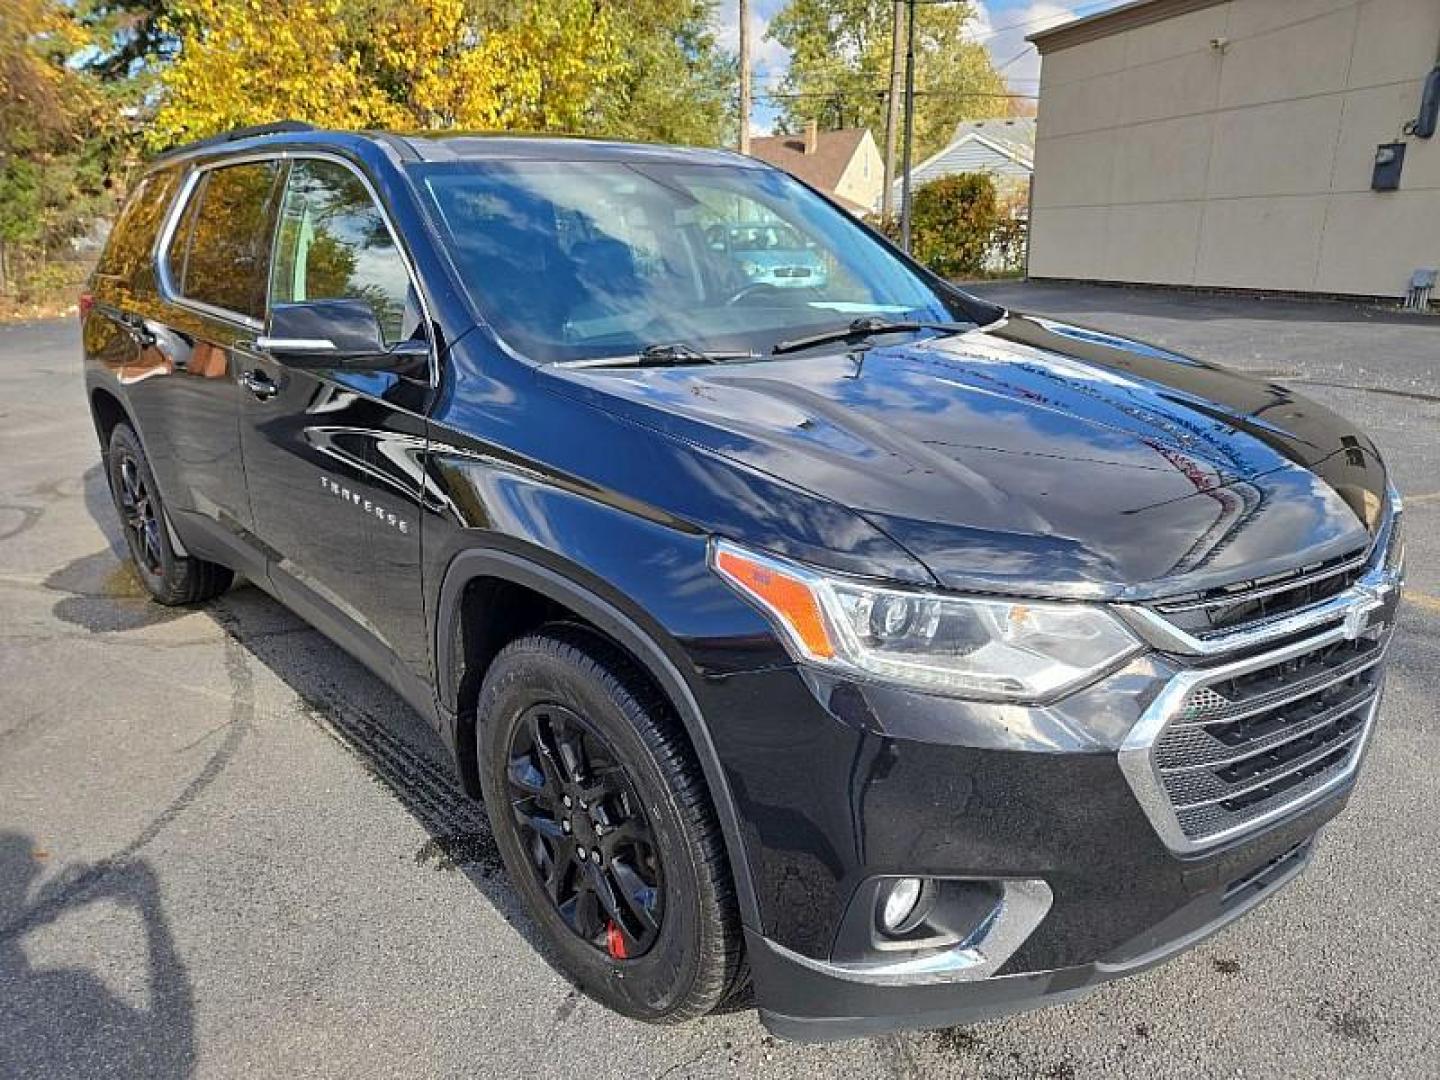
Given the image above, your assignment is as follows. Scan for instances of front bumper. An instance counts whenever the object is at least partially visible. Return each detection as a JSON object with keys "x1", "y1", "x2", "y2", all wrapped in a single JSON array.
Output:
[
  {"x1": 696, "y1": 645, "x2": 1376, "y2": 1041},
  {"x1": 749, "y1": 813, "x2": 1328, "y2": 1042}
]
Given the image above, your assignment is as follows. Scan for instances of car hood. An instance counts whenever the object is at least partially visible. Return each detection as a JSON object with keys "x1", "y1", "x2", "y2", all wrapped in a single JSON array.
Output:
[{"x1": 546, "y1": 313, "x2": 1387, "y2": 599}]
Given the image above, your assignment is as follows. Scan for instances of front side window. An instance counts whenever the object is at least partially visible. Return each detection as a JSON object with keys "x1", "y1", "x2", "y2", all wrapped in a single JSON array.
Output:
[
  {"x1": 270, "y1": 160, "x2": 414, "y2": 344},
  {"x1": 416, "y1": 159, "x2": 975, "y2": 364},
  {"x1": 169, "y1": 161, "x2": 281, "y2": 320}
]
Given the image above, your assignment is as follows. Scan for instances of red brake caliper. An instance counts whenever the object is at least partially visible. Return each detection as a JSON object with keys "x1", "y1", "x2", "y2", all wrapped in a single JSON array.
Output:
[{"x1": 605, "y1": 921, "x2": 629, "y2": 959}]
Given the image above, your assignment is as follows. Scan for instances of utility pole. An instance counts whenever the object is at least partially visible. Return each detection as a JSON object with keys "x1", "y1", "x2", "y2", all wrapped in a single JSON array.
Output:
[
  {"x1": 900, "y1": 0, "x2": 917, "y2": 251},
  {"x1": 738, "y1": 0, "x2": 752, "y2": 155},
  {"x1": 881, "y1": 0, "x2": 905, "y2": 221}
]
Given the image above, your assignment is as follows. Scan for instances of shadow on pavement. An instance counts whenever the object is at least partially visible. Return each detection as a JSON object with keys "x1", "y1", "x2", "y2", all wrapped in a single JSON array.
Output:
[
  {"x1": 67, "y1": 471, "x2": 555, "y2": 968},
  {"x1": 201, "y1": 588, "x2": 552, "y2": 949},
  {"x1": 0, "y1": 833, "x2": 195, "y2": 1079}
]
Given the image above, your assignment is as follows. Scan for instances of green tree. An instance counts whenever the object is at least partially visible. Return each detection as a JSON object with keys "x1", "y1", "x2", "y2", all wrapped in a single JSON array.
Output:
[
  {"x1": 767, "y1": 0, "x2": 1008, "y2": 160},
  {"x1": 590, "y1": 0, "x2": 737, "y2": 147},
  {"x1": 886, "y1": 172, "x2": 1008, "y2": 278}
]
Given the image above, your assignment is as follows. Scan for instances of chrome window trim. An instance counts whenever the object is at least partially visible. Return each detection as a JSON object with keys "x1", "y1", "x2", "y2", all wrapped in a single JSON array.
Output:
[
  {"x1": 153, "y1": 148, "x2": 439, "y2": 387},
  {"x1": 1119, "y1": 625, "x2": 1391, "y2": 855},
  {"x1": 254, "y1": 336, "x2": 337, "y2": 353},
  {"x1": 154, "y1": 153, "x2": 280, "y2": 331}
]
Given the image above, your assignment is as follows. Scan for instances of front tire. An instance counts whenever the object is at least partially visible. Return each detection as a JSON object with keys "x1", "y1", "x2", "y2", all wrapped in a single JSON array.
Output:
[
  {"x1": 106, "y1": 423, "x2": 233, "y2": 605},
  {"x1": 476, "y1": 627, "x2": 744, "y2": 1022}
]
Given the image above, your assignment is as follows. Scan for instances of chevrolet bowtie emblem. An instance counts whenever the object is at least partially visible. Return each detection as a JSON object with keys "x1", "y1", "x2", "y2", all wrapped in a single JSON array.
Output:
[{"x1": 1342, "y1": 583, "x2": 1387, "y2": 640}]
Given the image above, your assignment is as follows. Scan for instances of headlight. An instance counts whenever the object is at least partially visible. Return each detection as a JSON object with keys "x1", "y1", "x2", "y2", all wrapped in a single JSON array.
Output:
[{"x1": 712, "y1": 540, "x2": 1141, "y2": 701}]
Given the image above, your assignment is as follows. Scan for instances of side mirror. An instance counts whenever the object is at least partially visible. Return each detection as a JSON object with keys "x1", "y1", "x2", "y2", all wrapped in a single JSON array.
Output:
[{"x1": 257, "y1": 299, "x2": 424, "y2": 371}]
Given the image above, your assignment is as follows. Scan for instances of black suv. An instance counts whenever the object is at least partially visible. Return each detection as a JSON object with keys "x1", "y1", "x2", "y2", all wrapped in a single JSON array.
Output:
[{"x1": 83, "y1": 123, "x2": 1403, "y2": 1041}]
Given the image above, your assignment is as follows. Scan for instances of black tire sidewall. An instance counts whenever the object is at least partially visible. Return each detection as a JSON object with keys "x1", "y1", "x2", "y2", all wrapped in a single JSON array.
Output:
[
  {"x1": 477, "y1": 637, "x2": 714, "y2": 1020},
  {"x1": 106, "y1": 424, "x2": 180, "y2": 598}
]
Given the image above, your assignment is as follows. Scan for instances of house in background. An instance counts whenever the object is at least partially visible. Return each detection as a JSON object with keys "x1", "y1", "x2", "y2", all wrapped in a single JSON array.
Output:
[
  {"x1": 749, "y1": 123, "x2": 884, "y2": 215},
  {"x1": 887, "y1": 118, "x2": 1036, "y2": 211},
  {"x1": 1027, "y1": 0, "x2": 1440, "y2": 305}
]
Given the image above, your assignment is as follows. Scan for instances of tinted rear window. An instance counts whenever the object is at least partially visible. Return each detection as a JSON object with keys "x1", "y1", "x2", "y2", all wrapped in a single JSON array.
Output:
[
  {"x1": 95, "y1": 169, "x2": 181, "y2": 286},
  {"x1": 168, "y1": 160, "x2": 281, "y2": 320}
]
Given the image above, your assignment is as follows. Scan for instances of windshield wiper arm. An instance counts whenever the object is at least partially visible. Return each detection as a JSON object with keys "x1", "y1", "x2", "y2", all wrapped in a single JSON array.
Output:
[
  {"x1": 554, "y1": 343, "x2": 758, "y2": 369},
  {"x1": 772, "y1": 316, "x2": 971, "y2": 356}
]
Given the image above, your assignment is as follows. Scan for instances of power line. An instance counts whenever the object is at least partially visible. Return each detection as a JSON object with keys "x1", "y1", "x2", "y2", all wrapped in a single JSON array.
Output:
[
  {"x1": 755, "y1": 89, "x2": 1039, "y2": 101},
  {"x1": 992, "y1": 43, "x2": 1036, "y2": 76},
  {"x1": 963, "y1": 0, "x2": 1121, "y2": 44}
]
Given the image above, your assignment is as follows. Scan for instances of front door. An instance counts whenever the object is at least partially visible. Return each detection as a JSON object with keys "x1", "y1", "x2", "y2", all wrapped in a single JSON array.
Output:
[{"x1": 238, "y1": 156, "x2": 432, "y2": 694}]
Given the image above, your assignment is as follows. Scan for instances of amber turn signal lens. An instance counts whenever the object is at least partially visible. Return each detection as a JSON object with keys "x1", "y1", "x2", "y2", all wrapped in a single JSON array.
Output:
[{"x1": 713, "y1": 546, "x2": 836, "y2": 659}]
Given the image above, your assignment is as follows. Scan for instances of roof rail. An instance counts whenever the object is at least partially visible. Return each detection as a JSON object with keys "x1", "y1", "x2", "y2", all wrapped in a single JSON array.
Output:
[{"x1": 154, "y1": 120, "x2": 317, "y2": 161}]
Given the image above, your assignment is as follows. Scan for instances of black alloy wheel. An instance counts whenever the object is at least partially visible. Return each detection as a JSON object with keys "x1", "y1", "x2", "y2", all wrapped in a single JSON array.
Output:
[
  {"x1": 477, "y1": 628, "x2": 746, "y2": 1022},
  {"x1": 507, "y1": 703, "x2": 663, "y2": 959},
  {"x1": 116, "y1": 450, "x2": 164, "y2": 576},
  {"x1": 105, "y1": 423, "x2": 233, "y2": 605}
]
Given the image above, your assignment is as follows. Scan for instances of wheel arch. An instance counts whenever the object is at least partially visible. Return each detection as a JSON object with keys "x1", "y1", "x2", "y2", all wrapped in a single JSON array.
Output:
[
  {"x1": 89, "y1": 384, "x2": 134, "y2": 452},
  {"x1": 435, "y1": 545, "x2": 762, "y2": 930}
]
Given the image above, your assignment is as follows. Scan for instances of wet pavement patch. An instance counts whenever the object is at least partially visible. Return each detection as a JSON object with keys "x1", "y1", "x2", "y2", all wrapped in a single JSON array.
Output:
[
  {"x1": 43, "y1": 549, "x2": 187, "y2": 633},
  {"x1": 929, "y1": 1027, "x2": 985, "y2": 1055},
  {"x1": 1316, "y1": 995, "x2": 1387, "y2": 1045},
  {"x1": 414, "y1": 832, "x2": 502, "y2": 874}
]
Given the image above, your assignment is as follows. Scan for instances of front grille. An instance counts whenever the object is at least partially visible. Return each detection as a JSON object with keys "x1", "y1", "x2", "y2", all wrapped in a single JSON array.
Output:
[
  {"x1": 1121, "y1": 500, "x2": 1401, "y2": 851},
  {"x1": 1154, "y1": 636, "x2": 1385, "y2": 842}
]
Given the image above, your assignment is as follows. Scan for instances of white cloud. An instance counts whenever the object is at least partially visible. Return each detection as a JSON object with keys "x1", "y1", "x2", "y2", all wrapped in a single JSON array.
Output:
[
  {"x1": 968, "y1": 1, "x2": 1084, "y2": 93},
  {"x1": 712, "y1": 1, "x2": 791, "y2": 84}
]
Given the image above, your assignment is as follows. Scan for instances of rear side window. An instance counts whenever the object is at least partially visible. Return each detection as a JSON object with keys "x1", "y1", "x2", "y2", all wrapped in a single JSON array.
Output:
[
  {"x1": 270, "y1": 159, "x2": 413, "y2": 343},
  {"x1": 166, "y1": 160, "x2": 281, "y2": 321},
  {"x1": 95, "y1": 170, "x2": 180, "y2": 286}
]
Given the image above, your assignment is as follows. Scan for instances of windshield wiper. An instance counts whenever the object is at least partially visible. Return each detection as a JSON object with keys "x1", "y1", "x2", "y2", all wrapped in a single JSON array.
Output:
[
  {"x1": 772, "y1": 316, "x2": 971, "y2": 356},
  {"x1": 554, "y1": 343, "x2": 758, "y2": 369}
]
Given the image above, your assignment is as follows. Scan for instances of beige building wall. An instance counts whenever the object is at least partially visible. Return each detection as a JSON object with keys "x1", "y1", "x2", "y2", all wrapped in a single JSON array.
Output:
[
  {"x1": 1028, "y1": 0, "x2": 1440, "y2": 299},
  {"x1": 834, "y1": 132, "x2": 885, "y2": 212}
]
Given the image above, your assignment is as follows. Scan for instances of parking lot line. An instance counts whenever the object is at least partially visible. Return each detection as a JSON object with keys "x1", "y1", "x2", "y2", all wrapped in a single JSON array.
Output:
[{"x1": 1403, "y1": 590, "x2": 1440, "y2": 614}]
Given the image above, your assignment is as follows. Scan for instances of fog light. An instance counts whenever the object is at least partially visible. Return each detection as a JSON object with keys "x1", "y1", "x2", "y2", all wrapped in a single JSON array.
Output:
[{"x1": 879, "y1": 877, "x2": 926, "y2": 934}]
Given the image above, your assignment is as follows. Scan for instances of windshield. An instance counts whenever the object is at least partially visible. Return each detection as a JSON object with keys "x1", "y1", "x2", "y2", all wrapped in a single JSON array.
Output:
[{"x1": 415, "y1": 159, "x2": 979, "y2": 363}]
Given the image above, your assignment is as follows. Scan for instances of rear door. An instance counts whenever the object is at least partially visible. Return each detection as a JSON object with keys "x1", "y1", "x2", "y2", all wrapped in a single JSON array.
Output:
[
  {"x1": 124, "y1": 157, "x2": 284, "y2": 577},
  {"x1": 238, "y1": 155, "x2": 433, "y2": 692}
]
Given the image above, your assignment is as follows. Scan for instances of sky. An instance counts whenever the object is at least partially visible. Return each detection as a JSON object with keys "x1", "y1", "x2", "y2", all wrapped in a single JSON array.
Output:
[{"x1": 712, "y1": 0, "x2": 1134, "y2": 136}]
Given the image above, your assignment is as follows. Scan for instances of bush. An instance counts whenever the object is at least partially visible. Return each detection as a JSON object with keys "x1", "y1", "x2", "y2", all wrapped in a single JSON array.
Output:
[{"x1": 874, "y1": 173, "x2": 1016, "y2": 278}]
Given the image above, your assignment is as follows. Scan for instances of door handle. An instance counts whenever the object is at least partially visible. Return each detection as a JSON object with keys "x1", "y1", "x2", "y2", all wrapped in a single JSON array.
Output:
[{"x1": 240, "y1": 369, "x2": 278, "y2": 401}]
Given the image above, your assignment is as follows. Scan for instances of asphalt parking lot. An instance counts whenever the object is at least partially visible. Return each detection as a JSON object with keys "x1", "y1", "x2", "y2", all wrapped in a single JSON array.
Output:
[{"x1": 2, "y1": 283, "x2": 1438, "y2": 1079}]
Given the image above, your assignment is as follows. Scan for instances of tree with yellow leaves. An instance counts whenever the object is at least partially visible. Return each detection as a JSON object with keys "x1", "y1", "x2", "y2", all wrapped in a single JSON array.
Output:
[
  {"x1": 1, "y1": 0, "x2": 119, "y2": 296},
  {"x1": 149, "y1": 0, "x2": 629, "y2": 148}
]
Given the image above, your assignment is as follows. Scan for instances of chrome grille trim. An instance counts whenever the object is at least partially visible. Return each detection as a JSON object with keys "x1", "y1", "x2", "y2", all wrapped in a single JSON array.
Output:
[
  {"x1": 1119, "y1": 618, "x2": 1393, "y2": 854},
  {"x1": 1120, "y1": 497, "x2": 1402, "y2": 657},
  {"x1": 1119, "y1": 563, "x2": 1395, "y2": 656},
  {"x1": 1154, "y1": 551, "x2": 1369, "y2": 615}
]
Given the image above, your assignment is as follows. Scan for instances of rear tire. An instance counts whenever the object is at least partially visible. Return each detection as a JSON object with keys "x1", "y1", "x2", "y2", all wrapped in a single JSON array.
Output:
[
  {"x1": 476, "y1": 626, "x2": 744, "y2": 1022},
  {"x1": 106, "y1": 423, "x2": 233, "y2": 605}
]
